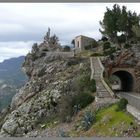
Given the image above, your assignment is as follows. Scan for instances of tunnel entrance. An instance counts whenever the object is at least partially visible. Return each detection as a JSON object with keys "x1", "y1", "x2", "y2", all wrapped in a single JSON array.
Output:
[{"x1": 110, "y1": 70, "x2": 134, "y2": 92}]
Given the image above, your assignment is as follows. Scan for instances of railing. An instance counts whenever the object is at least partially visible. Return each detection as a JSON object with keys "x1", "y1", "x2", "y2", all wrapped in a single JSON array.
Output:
[
  {"x1": 118, "y1": 92, "x2": 140, "y2": 111},
  {"x1": 90, "y1": 57, "x2": 94, "y2": 80}
]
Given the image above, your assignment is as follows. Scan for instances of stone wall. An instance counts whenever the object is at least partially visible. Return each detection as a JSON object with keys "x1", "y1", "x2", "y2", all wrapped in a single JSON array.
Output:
[
  {"x1": 127, "y1": 104, "x2": 140, "y2": 122},
  {"x1": 45, "y1": 52, "x2": 74, "y2": 59},
  {"x1": 119, "y1": 92, "x2": 140, "y2": 110}
]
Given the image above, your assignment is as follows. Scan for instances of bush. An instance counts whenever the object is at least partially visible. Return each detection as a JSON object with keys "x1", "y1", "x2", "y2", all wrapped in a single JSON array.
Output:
[
  {"x1": 84, "y1": 40, "x2": 98, "y2": 50},
  {"x1": 117, "y1": 34, "x2": 126, "y2": 44},
  {"x1": 58, "y1": 92, "x2": 95, "y2": 123},
  {"x1": 103, "y1": 41, "x2": 111, "y2": 51},
  {"x1": 63, "y1": 46, "x2": 71, "y2": 52},
  {"x1": 57, "y1": 95, "x2": 74, "y2": 123},
  {"x1": 103, "y1": 41, "x2": 116, "y2": 56},
  {"x1": 91, "y1": 40, "x2": 98, "y2": 47},
  {"x1": 71, "y1": 92, "x2": 95, "y2": 110},
  {"x1": 77, "y1": 74, "x2": 90, "y2": 91},
  {"x1": 84, "y1": 45, "x2": 92, "y2": 50},
  {"x1": 89, "y1": 79, "x2": 96, "y2": 92},
  {"x1": 77, "y1": 74, "x2": 96, "y2": 93},
  {"x1": 57, "y1": 73, "x2": 96, "y2": 123},
  {"x1": 66, "y1": 59, "x2": 79, "y2": 66},
  {"x1": 101, "y1": 36, "x2": 108, "y2": 42},
  {"x1": 124, "y1": 43, "x2": 132, "y2": 49},
  {"x1": 104, "y1": 47, "x2": 116, "y2": 56},
  {"x1": 81, "y1": 111, "x2": 96, "y2": 131},
  {"x1": 90, "y1": 52, "x2": 103, "y2": 57},
  {"x1": 116, "y1": 98, "x2": 128, "y2": 111}
]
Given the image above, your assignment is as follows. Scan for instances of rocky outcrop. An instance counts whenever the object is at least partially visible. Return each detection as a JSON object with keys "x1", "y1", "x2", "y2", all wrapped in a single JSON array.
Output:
[
  {"x1": 0, "y1": 30, "x2": 89, "y2": 137},
  {"x1": 107, "y1": 46, "x2": 140, "y2": 67}
]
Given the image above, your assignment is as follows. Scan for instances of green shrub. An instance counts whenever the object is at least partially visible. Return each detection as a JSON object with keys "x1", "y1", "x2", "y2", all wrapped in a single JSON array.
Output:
[
  {"x1": 89, "y1": 79, "x2": 96, "y2": 92},
  {"x1": 101, "y1": 36, "x2": 108, "y2": 42},
  {"x1": 84, "y1": 40, "x2": 98, "y2": 50},
  {"x1": 91, "y1": 40, "x2": 98, "y2": 47},
  {"x1": 104, "y1": 47, "x2": 116, "y2": 56},
  {"x1": 57, "y1": 73, "x2": 96, "y2": 123},
  {"x1": 66, "y1": 59, "x2": 80, "y2": 66},
  {"x1": 116, "y1": 98, "x2": 128, "y2": 111},
  {"x1": 84, "y1": 45, "x2": 92, "y2": 50},
  {"x1": 124, "y1": 43, "x2": 132, "y2": 49},
  {"x1": 77, "y1": 74, "x2": 90, "y2": 91},
  {"x1": 103, "y1": 41, "x2": 117, "y2": 56},
  {"x1": 71, "y1": 92, "x2": 95, "y2": 110},
  {"x1": 57, "y1": 92, "x2": 95, "y2": 123},
  {"x1": 103, "y1": 41, "x2": 111, "y2": 51},
  {"x1": 77, "y1": 74, "x2": 96, "y2": 93},
  {"x1": 57, "y1": 95, "x2": 73, "y2": 123},
  {"x1": 90, "y1": 52, "x2": 103, "y2": 57},
  {"x1": 117, "y1": 34, "x2": 126, "y2": 44},
  {"x1": 81, "y1": 111, "x2": 96, "y2": 131},
  {"x1": 63, "y1": 46, "x2": 71, "y2": 52}
]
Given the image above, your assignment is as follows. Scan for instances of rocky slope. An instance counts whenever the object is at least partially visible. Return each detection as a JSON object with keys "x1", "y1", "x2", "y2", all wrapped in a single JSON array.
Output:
[{"x1": 0, "y1": 32, "x2": 90, "y2": 137}]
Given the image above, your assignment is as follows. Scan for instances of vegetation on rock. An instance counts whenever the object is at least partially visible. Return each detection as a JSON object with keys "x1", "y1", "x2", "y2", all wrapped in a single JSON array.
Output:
[
  {"x1": 84, "y1": 40, "x2": 98, "y2": 50},
  {"x1": 70, "y1": 104, "x2": 140, "y2": 137},
  {"x1": 1, "y1": 3, "x2": 140, "y2": 137},
  {"x1": 116, "y1": 98, "x2": 128, "y2": 111},
  {"x1": 62, "y1": 46, "x2": 71, "y2": 52},
  {"x1": 80, "y1": 110, "x2": 96, "y2": 131},
  {"x1": 57, "y1": 63, "x2": 96, "y2": 123}
]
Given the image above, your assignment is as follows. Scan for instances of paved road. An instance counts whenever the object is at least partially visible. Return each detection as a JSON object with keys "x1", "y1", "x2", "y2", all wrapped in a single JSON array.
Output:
[{"x1": 117, "y1": 92, "x2": 140, "y2": 110}]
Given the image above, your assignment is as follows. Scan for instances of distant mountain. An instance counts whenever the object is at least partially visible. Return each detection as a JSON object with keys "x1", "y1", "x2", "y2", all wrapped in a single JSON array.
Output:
[{"x1": 0, "y1": 56, "x2": 27, "y2": 110}]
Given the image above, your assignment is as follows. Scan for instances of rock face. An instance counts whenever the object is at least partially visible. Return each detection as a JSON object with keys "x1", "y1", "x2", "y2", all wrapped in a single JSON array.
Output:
[
  {"x1": 104, "y1": 46, "x2": 140, "y2": 68},
  {"x1": 0, "y1": 31, "x2": 88, "y2": 137},
  {"x1": 103, "y1": 45, "x2": 140, "y2": 92}
]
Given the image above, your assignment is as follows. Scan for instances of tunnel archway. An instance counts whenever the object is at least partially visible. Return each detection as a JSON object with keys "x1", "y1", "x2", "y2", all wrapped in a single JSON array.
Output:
[{"x1": 111, "y1": 70, "x2": 134, "y2": 92}]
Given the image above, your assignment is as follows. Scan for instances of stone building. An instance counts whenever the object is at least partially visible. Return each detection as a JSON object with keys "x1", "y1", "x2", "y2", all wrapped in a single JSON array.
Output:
[{"x1": 74, "y1": 35, "x2": 96, "y2": 51}]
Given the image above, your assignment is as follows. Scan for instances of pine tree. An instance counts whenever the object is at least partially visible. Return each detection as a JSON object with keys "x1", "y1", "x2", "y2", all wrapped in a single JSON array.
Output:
[{"x1": 99, "y1": 4, "x2": 140, "y2": 44}]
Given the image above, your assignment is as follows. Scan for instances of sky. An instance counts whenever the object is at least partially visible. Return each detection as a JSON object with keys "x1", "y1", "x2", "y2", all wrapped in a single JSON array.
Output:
[{"x1": 0, "y1": 3, "x2": 140, "y2": 62}]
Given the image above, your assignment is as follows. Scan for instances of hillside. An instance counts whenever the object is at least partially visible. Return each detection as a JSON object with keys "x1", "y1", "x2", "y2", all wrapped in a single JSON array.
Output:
[
  {"x1": 0, "y1": 30, "x2": 140, "y2": 137},
  {"x1": 0, "y1": 56, "x2": 27, "y2": 110},
  {"x1": 0, "y1": 56, "x2": 27, "y2": 87}
]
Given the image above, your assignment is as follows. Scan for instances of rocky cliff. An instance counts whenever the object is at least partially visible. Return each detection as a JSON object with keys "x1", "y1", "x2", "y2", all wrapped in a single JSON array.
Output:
[{"x1": 0, "y1": 31, "x2": 90, "y2": 137}]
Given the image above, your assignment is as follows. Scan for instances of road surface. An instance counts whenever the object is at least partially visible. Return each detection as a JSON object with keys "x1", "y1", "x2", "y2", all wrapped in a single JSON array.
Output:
[{"x1": 117, "y1": 92, "x2": 140, "y2": 111}]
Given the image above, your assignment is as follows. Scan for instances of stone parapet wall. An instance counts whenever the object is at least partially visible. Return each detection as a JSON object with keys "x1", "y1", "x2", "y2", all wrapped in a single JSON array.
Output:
[
  {"x1": 45, "y1": 51, "x2": 74, "y2": 58},
  {"x1": 118, "y1": 92, "x2": 140, "y2": 111},
  {"x1": 127, "y1": 104, "x2": 140, "y2": 122}
]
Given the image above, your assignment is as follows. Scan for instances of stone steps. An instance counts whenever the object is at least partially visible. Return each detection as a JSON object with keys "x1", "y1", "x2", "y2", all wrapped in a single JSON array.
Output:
[{"x1": 90, "y1": 57, "x2": 112, "y2": 98}]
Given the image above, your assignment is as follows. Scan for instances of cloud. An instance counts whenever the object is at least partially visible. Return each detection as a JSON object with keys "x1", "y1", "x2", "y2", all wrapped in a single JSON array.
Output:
[
  {"x1": 0, "y1": 41, "x2": 34, "y2": 62},
  {"x1": 0, "y1": 3, "x2": 140, "y2": 61},
  {"x1": 0, "y1": 3, "x2": 110, "y2": 43}
]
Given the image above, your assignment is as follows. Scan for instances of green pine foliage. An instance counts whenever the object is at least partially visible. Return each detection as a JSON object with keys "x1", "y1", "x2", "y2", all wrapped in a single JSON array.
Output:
[{"x1": 100, "y1": 4, "x2": 140, "y2": 43}]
